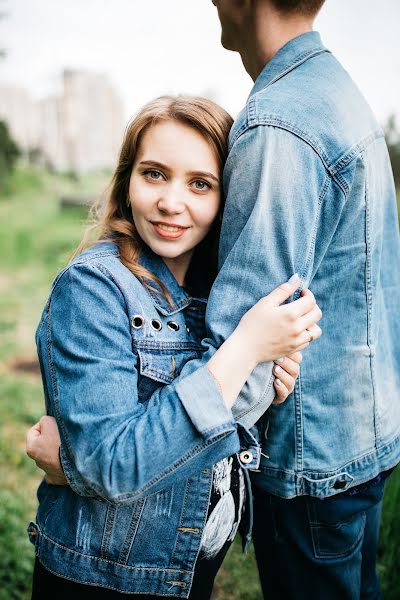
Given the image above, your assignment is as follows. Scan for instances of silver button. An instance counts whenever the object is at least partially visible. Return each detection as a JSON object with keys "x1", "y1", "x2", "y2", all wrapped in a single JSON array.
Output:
[
  {"x1": 131, "y1": 315, "x2": 144, "y2": 329},
  {"x1": 239, "y1": 450, "x2": 253, "y2": 465}
]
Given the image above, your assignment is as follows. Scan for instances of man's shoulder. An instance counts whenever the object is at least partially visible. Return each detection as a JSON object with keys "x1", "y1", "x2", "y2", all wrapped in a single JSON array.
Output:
[{"x1": 229, "y1": 51, "x2": 382, "y2": 169}]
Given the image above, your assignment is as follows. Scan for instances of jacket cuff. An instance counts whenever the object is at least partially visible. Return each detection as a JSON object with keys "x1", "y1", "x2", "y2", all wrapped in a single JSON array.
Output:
[
  {"x1": 59, "y1": 444, "x2": 92, "y2": 497},
  {"x1": 176, "y1": 366, "x2": 236, "y2": 439}
]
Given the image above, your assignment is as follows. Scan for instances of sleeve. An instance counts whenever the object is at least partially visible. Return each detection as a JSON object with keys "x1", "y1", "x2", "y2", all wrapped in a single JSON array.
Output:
[
  {"x1": 49, "y1": 262, "x2": 239, "y2": 503},
  {"x1": 203, "y1": 124, "x2": 331, "y2": 429}
]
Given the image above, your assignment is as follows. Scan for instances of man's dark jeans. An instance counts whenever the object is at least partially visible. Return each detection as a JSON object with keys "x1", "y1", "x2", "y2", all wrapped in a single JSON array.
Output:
[{"x1": 252, "y1": 471, "x2": 393, "y2": 600}]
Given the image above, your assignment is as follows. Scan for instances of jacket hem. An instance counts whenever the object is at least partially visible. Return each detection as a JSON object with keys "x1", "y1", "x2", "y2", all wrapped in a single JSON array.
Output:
[
  {"x1": 253, "y1": 432, "x2": 400, "y2": 498},
  {"x1": 35, "y1": 530, "x2": 193, "y2": 598}
]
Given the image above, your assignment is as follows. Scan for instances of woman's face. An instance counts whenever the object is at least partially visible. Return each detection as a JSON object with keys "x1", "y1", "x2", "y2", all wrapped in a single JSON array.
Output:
[{"x1": 129, "y1": 120, "x2": 221, "y2": 283}]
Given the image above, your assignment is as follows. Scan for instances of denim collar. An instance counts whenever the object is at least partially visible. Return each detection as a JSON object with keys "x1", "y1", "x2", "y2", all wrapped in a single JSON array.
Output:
[
  {"x1": 249, "y1": 31, "x2": 329, "y2": 98},
  {"x1": 138, "y1": 246, "x2": 193, "y2": 316}
]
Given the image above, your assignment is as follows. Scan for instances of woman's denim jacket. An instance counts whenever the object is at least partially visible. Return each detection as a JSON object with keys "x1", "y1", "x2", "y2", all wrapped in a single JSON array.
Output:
[{"x1": 28, "y1": 243, "x2": 260, "y2": 597}]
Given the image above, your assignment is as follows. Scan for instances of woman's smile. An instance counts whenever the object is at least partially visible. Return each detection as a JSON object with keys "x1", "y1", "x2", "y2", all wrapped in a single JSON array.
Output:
[{"x1": 150, "y1": 220, "x2": 190, "y2": 239}]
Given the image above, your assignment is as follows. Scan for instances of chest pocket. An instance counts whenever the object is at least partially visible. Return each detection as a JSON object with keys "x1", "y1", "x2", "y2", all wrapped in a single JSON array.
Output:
[{"x1": 136, "y1": 346, "x2": 201, "y2": 403}]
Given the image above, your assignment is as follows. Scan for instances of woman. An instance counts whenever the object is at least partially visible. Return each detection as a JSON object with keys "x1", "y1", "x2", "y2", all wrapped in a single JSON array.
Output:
[{"x1": 26, "y1": 96, "x2": 322, "y2": 599}]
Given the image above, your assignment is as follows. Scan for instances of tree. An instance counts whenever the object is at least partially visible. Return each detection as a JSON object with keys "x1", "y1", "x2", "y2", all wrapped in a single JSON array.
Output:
[
  {"x1": 0, "y1": 120, "x2": 20, "y2": 186},
  {"x1": 385, "y1": 114, "x2": 400, "y2": 189}
]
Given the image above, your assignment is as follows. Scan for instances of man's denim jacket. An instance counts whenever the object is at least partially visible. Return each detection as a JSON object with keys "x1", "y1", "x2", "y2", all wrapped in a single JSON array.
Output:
[
  {"x1": 170, "y1": 32, "x2": 400, "y2": 499},
  {"x1": 210, "y1": 31, "x2": 399, "y2": 498},
  {"x1": 29, "y1": 244, "x2": 259, "y2": 597}
]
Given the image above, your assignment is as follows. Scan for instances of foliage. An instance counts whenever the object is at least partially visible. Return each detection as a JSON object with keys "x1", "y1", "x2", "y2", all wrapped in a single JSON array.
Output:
[
  {"x1": 0, "y1": 121, "x2": 20, "y2": 189},
  {"x1": 385, "y1": 114, "x2": 400, "y2": 190}
]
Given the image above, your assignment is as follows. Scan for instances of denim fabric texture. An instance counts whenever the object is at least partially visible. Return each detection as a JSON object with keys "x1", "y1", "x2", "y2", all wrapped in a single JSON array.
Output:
[
  {"x1": 200, "y1": 31, "x2": 400, "y2": 498},
  {"x1": 29, "y1": 243, "x2": 259, "y2": 597},
  {"x1": 252, "y1": 470, "x2": 390, "y2": 599}
]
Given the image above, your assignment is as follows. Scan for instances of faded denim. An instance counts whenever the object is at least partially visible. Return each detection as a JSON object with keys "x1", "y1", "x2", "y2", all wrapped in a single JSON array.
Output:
[{"x1": 175, "y1": 32, "x2": 400, "y2": 498}]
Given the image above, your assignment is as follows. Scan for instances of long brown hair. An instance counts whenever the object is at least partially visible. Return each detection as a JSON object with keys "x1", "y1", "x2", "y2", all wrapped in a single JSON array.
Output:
[{"x1": 76, "y1": 95, "x2": 233, "y2": 299}]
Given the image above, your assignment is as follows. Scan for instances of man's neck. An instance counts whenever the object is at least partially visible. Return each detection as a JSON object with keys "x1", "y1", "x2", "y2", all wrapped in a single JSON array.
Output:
[{"x1": 240, "y1": 10, "x2": 314, "y2": 81}]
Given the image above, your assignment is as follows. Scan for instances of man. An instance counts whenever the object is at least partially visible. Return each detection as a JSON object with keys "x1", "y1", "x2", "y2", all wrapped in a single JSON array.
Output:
[{"x1": 203, "y1": 0, "x2": 400, "y2": 598}]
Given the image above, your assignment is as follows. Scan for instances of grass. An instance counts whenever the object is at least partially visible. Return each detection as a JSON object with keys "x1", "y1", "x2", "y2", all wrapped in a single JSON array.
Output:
[{"x1": 0, "y1": 166, "x2": 399, "y2": 599}]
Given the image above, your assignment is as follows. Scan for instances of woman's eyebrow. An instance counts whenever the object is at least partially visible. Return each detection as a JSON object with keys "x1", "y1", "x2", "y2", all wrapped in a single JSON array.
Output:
[
  {"x1": 139, "y1": 161, "x2": 219, "y2": 184},
  {"x1": 138, "y1": 160, "x2": 169, "y2": 170},
  {"x1": 188, "y1": 170, "x2": 219, "y2": 184}
]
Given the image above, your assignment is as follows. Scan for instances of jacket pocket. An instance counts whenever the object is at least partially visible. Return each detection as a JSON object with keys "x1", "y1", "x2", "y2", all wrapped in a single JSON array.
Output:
[
  {"x1": 135, "y1": 346, "x2": 199, "y2": 403},
  {"x1": 137, "y1": 347, "x2": 199, "y2": 384},
  {"x1": 306, "y1": 498, "x2": 366, "y2": 560}
]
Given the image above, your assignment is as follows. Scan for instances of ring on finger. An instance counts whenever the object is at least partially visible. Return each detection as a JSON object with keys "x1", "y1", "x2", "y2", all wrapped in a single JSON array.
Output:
[{"x1": 306, "y1": 328, "x2": 314, "y2": 343}]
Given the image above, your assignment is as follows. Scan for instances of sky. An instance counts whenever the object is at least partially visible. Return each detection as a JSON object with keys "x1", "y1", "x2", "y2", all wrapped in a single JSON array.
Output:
[{"x1": 1, "y1": 0, "x2": 400, "y2": 126}]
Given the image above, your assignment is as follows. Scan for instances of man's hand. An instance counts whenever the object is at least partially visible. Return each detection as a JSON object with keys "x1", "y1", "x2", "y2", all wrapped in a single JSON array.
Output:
[
  {"x1": 26, "y1": 416, "x2": 68, "y2": 485},
  {"x1": 272, "y1": 351, "x2": 302, "y2": 405}
]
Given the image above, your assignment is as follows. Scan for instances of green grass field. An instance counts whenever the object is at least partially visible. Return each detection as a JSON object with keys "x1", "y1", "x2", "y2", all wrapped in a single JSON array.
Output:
[{"x1": 0, "y1": 167, "x2": 399, "y2": 599}]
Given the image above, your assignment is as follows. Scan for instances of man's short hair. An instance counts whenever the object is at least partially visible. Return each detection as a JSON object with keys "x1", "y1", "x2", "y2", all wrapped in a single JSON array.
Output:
[{"x1": 270, "y1": 0, "x2": 325, "y2": 16}]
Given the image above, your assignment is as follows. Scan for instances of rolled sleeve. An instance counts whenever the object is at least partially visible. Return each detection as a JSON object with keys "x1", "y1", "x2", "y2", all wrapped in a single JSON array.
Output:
[{"x1": 176, "y1": 366, "x2": 235, "y2": 437}]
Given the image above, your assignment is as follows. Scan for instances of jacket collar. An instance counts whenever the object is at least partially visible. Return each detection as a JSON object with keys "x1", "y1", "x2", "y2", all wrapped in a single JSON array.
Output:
[
  {"x1": 138, "y1": 246, "x2": 193, "y2": 316},
  {"x1": 249, "y1": 31, "x2": 329, "y2": 98}
]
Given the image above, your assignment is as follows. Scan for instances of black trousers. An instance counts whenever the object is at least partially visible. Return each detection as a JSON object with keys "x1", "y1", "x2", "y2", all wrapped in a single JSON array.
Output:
[{"x1": 32, "y1": 541, "x2": 230, "y2": 600}]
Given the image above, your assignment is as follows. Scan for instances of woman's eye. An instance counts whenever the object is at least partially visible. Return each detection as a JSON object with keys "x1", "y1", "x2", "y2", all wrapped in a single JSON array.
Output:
[
  {"x1": 192, "y1": 180, "x2": 211, "y2": 191},
  {"x1": 143, "y1": 169, "x2": 163, "y2": 180}
]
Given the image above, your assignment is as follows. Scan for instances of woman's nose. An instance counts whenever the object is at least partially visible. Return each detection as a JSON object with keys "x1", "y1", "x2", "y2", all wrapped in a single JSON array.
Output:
[{"x1": 157, "y1": 186, "x2": 185, "y2": 214}]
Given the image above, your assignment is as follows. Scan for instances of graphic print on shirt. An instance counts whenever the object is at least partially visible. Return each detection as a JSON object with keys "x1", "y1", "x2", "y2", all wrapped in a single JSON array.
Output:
[{"x1": 200, "y1": 457, "x2": 245, "y2": 559}]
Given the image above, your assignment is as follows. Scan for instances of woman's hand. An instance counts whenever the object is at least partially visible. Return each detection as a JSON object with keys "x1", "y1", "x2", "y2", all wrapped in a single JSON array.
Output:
[
  {"x1": 272, "y1": 351, "x2": 302, "y2": 404},
  {"x1": 236, "y1": 275, "x2": 322, "y2": 367},
  {"x1": 26, "y1": 416, "x2": 68, "y2": 486}
]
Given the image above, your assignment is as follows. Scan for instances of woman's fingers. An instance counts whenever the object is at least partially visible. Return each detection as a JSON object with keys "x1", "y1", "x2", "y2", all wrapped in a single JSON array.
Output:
[
  {"x1": 264, "y1": 274, "x2": 301, "y2": 307},
  {"x1": 272, "y1": 376, "x2": 290, "y2": 404},
  {"x1": 274, "y1": 356, "x2": 300, "y2": 379},
  {"x1": 282, "y1": 288, "x2": 316, "y2": 318},
  {"x1": 305, "y1": 323, "x2": 322, "y2": 342},
  {"x1": 273, "y1": 360, "x2": 297, "y2": 393},
  {"x1": 287, "y1": 351, "x2": 303, "y2": 365},
  {"x1": 297, "y1": 323, "x2": 322, "y2": 347},
  {"x1": 299, "y1": 304, "x2": 322, "y2": 331}
]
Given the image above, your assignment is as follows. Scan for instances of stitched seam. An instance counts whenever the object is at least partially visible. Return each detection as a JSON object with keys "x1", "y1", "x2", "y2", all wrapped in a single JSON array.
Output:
[
  {"x1": 100, "y1": 504, "x2": 117, "y2": 560},
  {"x1": 330, "y1": 130, "x2": 384, "y2": 174},
  {"x1": 362, "y1": 153, "x2": 379, "y2": 445},
  {"x1": 251, "y1": 48, "x2": 330, "y2": 99},
  {"x1": 118, "y1": 497, "x2": 147, "y2": 565},
  {"x1": 258, "y1": 432, "x2": 400, "y2": 480},
  {"x1": 134, "y1": 341, "x2": 200, "y2": 351},
  {"x1": 38, "y1": 532, "x2": 191, "y2": 572},
  {"x1": 235, "y1": 375, "x2": 274, "y2": 420},
  {"x1": 86, "y1": 429, "x2": 235, "y2": 503}
]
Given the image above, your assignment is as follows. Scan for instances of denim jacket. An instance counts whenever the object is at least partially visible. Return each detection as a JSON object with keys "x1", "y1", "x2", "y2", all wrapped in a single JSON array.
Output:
[
  {"x1": 207, "y1": 31, "x2": 400, "y2": 497},
  {"x1": 28, "y1": 243, "x2": 259, "y2": 596}
]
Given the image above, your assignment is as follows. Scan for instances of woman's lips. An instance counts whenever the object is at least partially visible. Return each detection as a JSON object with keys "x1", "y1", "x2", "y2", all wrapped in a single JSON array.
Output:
[{"x1": 151, "y1": 222, "x2": 189, "y2": 240}]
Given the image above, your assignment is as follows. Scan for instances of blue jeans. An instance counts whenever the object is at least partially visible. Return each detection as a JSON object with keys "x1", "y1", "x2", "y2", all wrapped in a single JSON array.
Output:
[{"x1": 252, "y1": 472, "x2": 392, "y2": 600}]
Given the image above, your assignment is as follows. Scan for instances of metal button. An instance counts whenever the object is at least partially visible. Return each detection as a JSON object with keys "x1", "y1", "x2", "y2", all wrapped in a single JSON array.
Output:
[
  {"x1": 131, "y1": 315, "x2": 144, "y2": 329},
  {"x1": 151, "y1": 319, "x2": 162, "y2": 331},
  {"x1": 167, "y1": 321, "x2": 180, "y2": 332},
  {"x1": 239, "y1": 450, "x2": 254, "y2": 465},
  {"x1": 333, "y1": 479, "x2": 347, "y2": 490}
]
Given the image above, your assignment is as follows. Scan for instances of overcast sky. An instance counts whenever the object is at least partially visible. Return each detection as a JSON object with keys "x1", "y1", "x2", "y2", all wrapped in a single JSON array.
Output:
[{"x1": 1, "y1": 0, "x2": 399, "y2": 125}]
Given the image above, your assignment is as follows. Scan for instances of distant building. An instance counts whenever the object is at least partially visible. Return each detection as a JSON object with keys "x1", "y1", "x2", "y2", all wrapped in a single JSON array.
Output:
[{"x1": 0, "y1": 70, "x2": 125, "y2": 172}]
